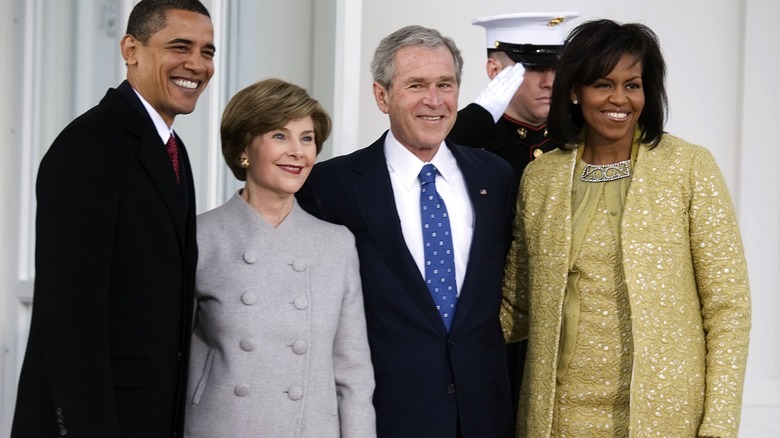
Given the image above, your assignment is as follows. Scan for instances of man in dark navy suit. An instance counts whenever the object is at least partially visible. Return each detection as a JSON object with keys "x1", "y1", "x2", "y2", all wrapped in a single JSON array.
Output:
[
  {"x1": 297, "y1": 25, "x2": 514, "y2": 438},
  {"x1": 12, "y1": 1, "x2": 214, "y2": 436}
]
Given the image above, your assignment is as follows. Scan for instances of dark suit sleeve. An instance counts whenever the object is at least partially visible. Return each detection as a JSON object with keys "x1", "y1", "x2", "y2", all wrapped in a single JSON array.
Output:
[
  {"x1": 486, "y1": 151, "x2": 517, "y2": 255},
  {"x1": 23, "y1": 126, "x2": 124, "y2": 435},
  {"x1": 448, "y1": 103, "x2": 499, "y2": 149}
]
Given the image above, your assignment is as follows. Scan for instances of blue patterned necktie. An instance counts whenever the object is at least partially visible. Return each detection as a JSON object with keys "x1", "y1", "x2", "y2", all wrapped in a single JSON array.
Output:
[{"x1": 418, "y1": 163, "x2": 458, "y2": 331}]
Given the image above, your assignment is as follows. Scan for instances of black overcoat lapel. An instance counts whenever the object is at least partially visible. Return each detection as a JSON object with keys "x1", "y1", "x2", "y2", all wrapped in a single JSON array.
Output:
[{"x1": 110, "y1": 82, "x2": 187, "y2": 250}]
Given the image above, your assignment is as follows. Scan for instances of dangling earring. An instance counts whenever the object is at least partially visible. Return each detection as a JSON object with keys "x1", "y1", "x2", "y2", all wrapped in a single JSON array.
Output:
[
  {"x1": 239, "y1": 156, "x2": 250, "y2": 168},
  {"x1": 572, "y1": 99, "x2": 579, "y2": 105}
]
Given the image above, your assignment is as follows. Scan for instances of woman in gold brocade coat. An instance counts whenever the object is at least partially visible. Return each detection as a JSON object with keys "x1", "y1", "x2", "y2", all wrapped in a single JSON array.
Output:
[{"x1": 501, "y1": 20, "x2": 751, "y2": 438}]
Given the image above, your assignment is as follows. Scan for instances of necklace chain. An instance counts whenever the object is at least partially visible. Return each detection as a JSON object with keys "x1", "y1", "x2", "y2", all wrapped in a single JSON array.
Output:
[{"x1": 580, "y1": 159, "x2": 632, "y2": 183}]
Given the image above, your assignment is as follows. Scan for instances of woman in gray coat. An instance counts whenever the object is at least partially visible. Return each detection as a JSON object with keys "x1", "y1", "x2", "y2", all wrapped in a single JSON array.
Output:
[{"x1": 185, "y1": 79, "x2": 376, "y2": 438}]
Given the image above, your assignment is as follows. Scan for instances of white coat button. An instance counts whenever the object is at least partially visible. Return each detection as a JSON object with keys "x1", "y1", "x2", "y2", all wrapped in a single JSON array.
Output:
[
  {"x1": 291, "y1": 258, "x2": 307, "y2": 272},
  {"x1": 291, "y1": 340, "x2": 308, "y2": 355},
  {"x1": 243, "y1": 251, "x2": 257, "y2": 264},
  {"x1": 293, "y1": 297, "x2": 309, "y2": 310},
  {"x1": 235, "y1": 384, "x2": 250, "y2": 397},
  {"x1": 241, "y1": 292, "x2": 258, "y2": 305},
  {"x1": 240, "y1": 338, "x2": 256, "y2": 352},
  {"x1": 287, "y1": 386, "x2": 303, "y2": 400}
]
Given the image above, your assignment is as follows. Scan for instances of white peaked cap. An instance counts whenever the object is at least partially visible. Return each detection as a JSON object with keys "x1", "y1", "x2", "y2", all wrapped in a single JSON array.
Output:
[{"x1": 472, "y1": 12, "x2": 580, "y2": 48}]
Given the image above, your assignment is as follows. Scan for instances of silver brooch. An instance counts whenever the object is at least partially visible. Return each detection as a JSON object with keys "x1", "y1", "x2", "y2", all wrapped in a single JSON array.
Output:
[{"x1": 580, "y1": 159, "x2": 631, "y2": 183}]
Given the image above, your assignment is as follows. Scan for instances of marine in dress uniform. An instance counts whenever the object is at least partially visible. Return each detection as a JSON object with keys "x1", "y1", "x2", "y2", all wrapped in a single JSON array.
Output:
[
  {"x1": 447, "y1": 11, "x2": 579, "y2": 424},
  {"x1": 452, "y1": 104, "x2": 557, "y2": 188},
  {"x1": 449, "y1": 12, "x2": 579, "y2": 188}
]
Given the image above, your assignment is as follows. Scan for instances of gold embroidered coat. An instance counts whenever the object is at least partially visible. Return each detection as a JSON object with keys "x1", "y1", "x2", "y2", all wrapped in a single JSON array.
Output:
[{"x1": 501, "y1": 134, "x2": 751, "y2": 438}]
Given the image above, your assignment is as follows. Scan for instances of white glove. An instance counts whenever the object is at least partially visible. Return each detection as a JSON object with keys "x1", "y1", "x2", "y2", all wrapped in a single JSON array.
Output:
[{"x1": 473, "y1": 63, "x2": 525, "y2": 123}]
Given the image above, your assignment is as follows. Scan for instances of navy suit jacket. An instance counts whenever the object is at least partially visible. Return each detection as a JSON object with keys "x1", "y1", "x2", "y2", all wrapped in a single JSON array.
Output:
[
  {"x1": 297, "y1": 132, "x2": 515, "y2": 438},
  {"x1": 12, "y1": 81, "x2": 197, "y2": 437}
]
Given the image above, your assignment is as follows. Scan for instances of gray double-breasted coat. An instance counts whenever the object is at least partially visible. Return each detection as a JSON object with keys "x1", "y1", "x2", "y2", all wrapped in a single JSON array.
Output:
[{"x1": 184, "y1": 193, "x2": 376, "y2": 437}]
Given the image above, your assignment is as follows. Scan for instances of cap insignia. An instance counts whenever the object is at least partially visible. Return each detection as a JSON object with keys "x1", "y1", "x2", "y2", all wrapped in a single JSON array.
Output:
[{"x1": 548, "y1": 16, "x2": 566, "y2": 26}]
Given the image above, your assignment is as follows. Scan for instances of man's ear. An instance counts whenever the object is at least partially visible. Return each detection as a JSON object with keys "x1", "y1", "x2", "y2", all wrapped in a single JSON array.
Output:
[
  {"x1": 486, "y1": 57, "x2": 503, "y2": 80},
  {"x1": 120, "y1": 34, "x2": 139, "y2": 65},
  {"x1": 373, "y1": 82, "x2": 390, "y2": 114}
]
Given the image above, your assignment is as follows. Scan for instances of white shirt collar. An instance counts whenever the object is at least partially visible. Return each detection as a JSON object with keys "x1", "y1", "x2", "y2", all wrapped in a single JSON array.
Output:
[
  {"x1": 384, "y1": 130, "x2": 457, "y2": 190},
  {"x1": 132, "y1": 88, "x2": 175, "y2": 143}
]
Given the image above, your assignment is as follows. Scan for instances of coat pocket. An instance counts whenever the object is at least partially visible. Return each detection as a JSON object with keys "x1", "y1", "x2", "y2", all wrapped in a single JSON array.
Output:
[{"x1": 191, "y1": 348, "x2": 215, "y2": 405}]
